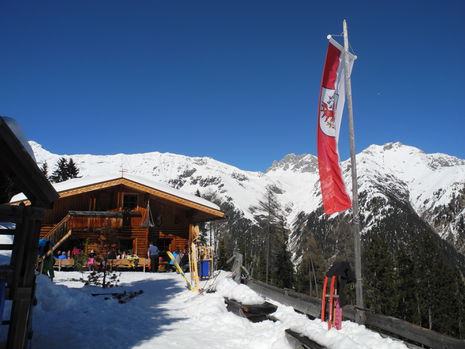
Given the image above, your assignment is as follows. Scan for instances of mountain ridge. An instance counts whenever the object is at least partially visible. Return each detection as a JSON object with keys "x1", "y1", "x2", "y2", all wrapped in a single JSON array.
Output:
[{"x1": 29, "y1": 140, "x2": 465, "y2": 258}]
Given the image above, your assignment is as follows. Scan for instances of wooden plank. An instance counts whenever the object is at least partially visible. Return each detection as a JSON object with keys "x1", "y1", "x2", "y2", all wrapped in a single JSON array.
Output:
[
  {"x1": 285, "y1": 329, "x2": 326, "y2": 349},
  {"x1": 68, "y1": 210, "x2": 141, "y2": 218},
  {"x1": 54, "y1": 259, "x2": 75, "y2": 271},
  {"x1": 363, "y1": 308, "x2": 465, "y2": 349},
  {"x1": 7, "y1": 207, "x2": 45, "y2": 349},
  {"x1": 245, "y1": 279, "x2": 321, "y2": 318},
  {"x1": 139, "y1": 257, "x2": 149, "y2": 272},
  {"x1": 0, "y1": 244, "x2": 14, "y2": 250},
  {"x1": 224, "y1": 297, "x2": 278, "y2": 323}
]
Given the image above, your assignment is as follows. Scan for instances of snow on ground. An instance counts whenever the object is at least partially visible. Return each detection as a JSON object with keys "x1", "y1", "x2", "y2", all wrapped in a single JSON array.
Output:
[{"x1": 0, "y1": 271, "x2": 410, "y2": 349}]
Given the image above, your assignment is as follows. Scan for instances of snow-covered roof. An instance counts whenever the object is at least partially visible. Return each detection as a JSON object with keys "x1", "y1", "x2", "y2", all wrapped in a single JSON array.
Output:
[
  {"x1": 3, "y1": 117, "x2": 36, "y2": 161},
  {"x1": 10, "y1": 174, "x2": 222, "y2": 212}
]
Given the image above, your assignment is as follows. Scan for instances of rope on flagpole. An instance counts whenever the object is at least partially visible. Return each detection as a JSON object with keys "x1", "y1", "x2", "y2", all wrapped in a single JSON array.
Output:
[
  {"x1": 327, "y1": 33, "x2": 344, "y2": 38},
  {"x1": 327, "y1": 34, "x2": 358, "y2": 56}
]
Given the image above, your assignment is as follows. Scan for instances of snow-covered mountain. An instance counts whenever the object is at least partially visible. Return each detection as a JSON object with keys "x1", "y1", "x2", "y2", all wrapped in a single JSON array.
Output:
[{"x1": 30, "y1": 141, "x2": 465, "y2": 258}]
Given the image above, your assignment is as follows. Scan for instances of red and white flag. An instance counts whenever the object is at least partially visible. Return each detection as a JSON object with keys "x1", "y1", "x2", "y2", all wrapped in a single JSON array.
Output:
[{"x1": 317, "y1": 37, "x2": 356, "y2": 214}]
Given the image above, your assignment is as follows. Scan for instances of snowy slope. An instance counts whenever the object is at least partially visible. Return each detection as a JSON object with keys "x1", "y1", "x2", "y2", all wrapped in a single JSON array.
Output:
[
  {"x1": 30, "y1": 141, "x2": 465, "y2": 254},
  {"x1": 8, "y1": 271, "x2": 409, "y2": 349}
]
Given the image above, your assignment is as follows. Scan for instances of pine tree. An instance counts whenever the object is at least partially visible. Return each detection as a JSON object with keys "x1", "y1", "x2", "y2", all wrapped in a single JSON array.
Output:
[
  {"x1": 363, "y1": 233, "x2": 398, "y2": 315},
  {"x1": 295, "y1": 235, "x2": 326, "y2": 297},
  {"x1": 40, "y1": 162, "x2": 48, "y2": 178},
  {"x1": 216, "y1": 234, "x2": 229, "y2": 271},
  {"x1": 396, "y1": 247, "x2": 419, "y2": 323},
  {"x1": 66, "y1": 158, "x2": 80, "y2": 179},
  {"x1": 272, "y1": 223, "x2": 294, "y2": 288},
  {"x1": 251, "y1": 186, "x2": 294, "y2": 288},
  {"x1": 49, "y1": 157, "x2": 68, "y2": 183},
  {"x1": 49, "y1": 157, "x2": 80, "y2": 183}
]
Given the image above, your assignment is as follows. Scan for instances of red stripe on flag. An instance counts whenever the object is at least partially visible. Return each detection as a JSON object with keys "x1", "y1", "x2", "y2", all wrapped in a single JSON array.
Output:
[
  {"x1": 322, "y1": 43, "x2": 341, "y2": 89},
  {"x1": 317, "y1": 42, "x2": 352, "y2": 214}
]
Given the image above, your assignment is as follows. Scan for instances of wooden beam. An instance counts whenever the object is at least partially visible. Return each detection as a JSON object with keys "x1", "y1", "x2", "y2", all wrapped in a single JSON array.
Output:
[{"x1": 285, "y1": 329, "x2": 326, "y2": 349}]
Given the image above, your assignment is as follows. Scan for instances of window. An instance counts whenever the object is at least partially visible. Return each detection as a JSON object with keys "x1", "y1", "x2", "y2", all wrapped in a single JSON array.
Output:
[
  {"x1": 119, "y1": 239, "x2": 134, "y2": 253},
  {"x1": 123, "y1": 194, "x2": 138, "y2": 210}
]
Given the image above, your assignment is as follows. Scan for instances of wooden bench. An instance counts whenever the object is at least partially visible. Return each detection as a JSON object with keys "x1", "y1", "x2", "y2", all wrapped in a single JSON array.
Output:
[
  {"x1": 107, "y1": 258, "x2": 151, "y2": 272},
  {"x1": 52, "y1": 258, "x2": 165, "y2": 272},
  {"x1": 136, "y1": 258, "x2": 169, "y2": 272},
  {"x1": 53, "y1": 259, "x2": 75, "y2": 271},
  {"x1": 137, "y1": 258, "x2": 168, "y2": 272}
]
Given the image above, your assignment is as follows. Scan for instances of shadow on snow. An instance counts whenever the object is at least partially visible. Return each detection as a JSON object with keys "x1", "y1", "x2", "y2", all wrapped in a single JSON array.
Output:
[{"x1": 32, "y1": 275, "x2": 190, "y2": 349}]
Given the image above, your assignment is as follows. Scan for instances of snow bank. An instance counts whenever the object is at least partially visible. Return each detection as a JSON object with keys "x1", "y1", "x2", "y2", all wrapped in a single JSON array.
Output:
[
  {"x1": 17, "y1": 271, "x2": 410, "y2": 349},
  {"x1": 212, "y1": 272, "x2": 265, "y2": 305}
]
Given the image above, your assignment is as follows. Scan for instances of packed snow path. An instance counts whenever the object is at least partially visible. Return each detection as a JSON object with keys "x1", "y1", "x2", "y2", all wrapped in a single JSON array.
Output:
[{"x1": 27, "y1": 271, "x2": 408, "y2": 349}]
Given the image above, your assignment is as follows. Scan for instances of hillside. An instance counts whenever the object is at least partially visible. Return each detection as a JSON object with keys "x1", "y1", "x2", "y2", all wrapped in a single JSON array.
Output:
[{"x1": 30, "y1": 141, "x2": 465, "y2": 259}]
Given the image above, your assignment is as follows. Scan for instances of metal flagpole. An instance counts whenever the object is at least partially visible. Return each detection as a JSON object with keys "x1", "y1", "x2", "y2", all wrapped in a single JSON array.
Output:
[{"x1": 342, "y1": 19, "x2": 365, "y2": 324}]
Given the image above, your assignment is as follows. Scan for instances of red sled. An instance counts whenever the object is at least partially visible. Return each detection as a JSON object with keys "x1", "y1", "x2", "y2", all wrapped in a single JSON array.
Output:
[{"x1": 321, "y1": 275, "x2": 343, "y2": 330}]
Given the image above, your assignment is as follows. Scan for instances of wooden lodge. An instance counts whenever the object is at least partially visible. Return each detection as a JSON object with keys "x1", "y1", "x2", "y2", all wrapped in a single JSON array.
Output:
[{"x1": 10, "y1": 174, "x2": 225, "y2": 263}]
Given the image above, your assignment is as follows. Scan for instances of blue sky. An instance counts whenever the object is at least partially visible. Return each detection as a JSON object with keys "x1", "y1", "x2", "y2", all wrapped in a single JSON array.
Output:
[{"x1": 1, "y1": 0, "x2": 464, "y2": 171}]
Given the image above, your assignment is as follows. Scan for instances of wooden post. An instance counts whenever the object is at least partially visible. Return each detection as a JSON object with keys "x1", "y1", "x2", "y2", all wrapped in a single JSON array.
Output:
[
  {"x1": 343, "y1": 19, "x2": 365, "y2": 324},
  {"x1": 188, "y1": 224, "x2": 200, "y2": 291},
  {"x1": 265, "y1": 192, "x2": 271, "y2": 284}
]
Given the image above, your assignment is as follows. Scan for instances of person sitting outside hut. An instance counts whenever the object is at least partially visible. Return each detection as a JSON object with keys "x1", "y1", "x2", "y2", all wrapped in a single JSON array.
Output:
[
  {"x1": 127, "y1": 251, "x2": 139, "y2": 269},
  {"x1": 167, "y1": 250, "x2": 179, "y2": 272},
  {"x1": 71, "y1": 246, "x2": 80, "y2": 258},
  {"x1": 118, "y1": 250, "x2": 127, "y2": 260},
  {"x1": 58, "y1": 251, "x2": 67, "y2": 260},
  {"x1": 180, "y1": 249, "x2": 189, "y2": 273},
  {"x1": 87, "y1": 249, "x2": 96, "y2": 271},
  {"x1": 107, "y1": 248, "x2": 117, "y2": 260}
]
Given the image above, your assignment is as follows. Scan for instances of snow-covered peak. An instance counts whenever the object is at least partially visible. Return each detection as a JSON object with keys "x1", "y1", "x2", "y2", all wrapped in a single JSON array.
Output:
[
  {"x1": 360, "y1": 142, "x2": 465, "y2": 171},
  {"x1": 27, "y1": 140, "x2": 465, "y2": 252},
  {"x1": 267, "y1": 153, "x2": 318, "y2": 173}
]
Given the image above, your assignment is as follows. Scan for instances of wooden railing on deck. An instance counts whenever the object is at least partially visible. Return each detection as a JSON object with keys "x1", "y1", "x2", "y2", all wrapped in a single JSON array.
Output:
[{"x1": 42, "y1": 214, "x2": 72, "y2": 252}]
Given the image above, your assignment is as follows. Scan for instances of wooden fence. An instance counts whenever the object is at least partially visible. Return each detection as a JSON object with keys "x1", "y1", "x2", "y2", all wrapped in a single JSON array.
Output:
[{"x1": 244, "y1": 278, "x2": 465, "y2": 349}]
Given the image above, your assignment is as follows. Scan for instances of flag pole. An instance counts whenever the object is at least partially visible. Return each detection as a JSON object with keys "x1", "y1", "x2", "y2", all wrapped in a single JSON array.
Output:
[{"x1": 342, "y1": 19, "x2": 365, "y2": 324}]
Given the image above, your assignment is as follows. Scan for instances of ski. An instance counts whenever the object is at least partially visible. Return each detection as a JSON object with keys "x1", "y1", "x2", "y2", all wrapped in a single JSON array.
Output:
[
  {"x1": 118, "y1": 290, "x2": 144, "y2": 304},
  {"x1": 92, "y1": 290, "x2": 144, "y2": 304},
  {"x1": 328, "y1": 275, "x2": 336, "y2": 329},
  {"x1": 166, "y1": 251, "x2": 196, "y2": 292}
]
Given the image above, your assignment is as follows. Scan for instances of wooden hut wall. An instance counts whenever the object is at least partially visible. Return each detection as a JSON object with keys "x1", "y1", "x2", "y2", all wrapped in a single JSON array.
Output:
[
  {"x1": 42, "y1": 192, "x2": 90, "y2": 224},
  {"x1": 38, "y1": 183, "x2": 205, "y2": 257}
]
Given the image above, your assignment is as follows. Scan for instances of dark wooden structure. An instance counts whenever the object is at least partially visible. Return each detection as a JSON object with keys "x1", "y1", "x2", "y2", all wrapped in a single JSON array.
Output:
[
  {"x1": 0, "y1": 116, "x2": 58, "y2": 348},
  {"x1": 11, "y1": 175, "x2": 225, "y2": 261},
  {"x1": 245, "y1": 278, "x2": 465, "y2": 349}
]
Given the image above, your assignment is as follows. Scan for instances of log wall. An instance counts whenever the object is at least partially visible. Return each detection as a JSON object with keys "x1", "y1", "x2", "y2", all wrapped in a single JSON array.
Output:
[{"x1": 41, "y1": 184, "x2": 193, "y2": 258}]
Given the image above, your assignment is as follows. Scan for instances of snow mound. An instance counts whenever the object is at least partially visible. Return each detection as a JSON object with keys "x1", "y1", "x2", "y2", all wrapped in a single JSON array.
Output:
[{"x1": 213, "y1": 272, "x2": 265, "y2": 305}]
